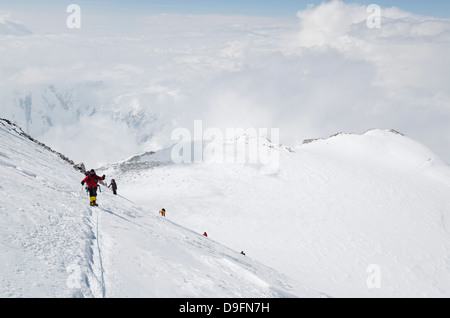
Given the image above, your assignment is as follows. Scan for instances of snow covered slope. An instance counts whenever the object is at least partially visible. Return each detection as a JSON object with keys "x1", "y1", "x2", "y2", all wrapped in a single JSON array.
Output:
[
  {"x1": 101, "y1": 129, "x2": 450, "y2": 298},
  {"x1": 0, "y1": 119, "x2": 314, "y2": 298}
]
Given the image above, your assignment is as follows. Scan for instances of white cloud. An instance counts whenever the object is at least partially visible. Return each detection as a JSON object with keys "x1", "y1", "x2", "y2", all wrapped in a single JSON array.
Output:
[
  {"x1": 295, "y1": 1, "x2": 450, "y2": 90},
  {"x1": 0, "y1": 4, "x2": 449, "y2": 164},
  {"x1": 0, "y1": 11, "x2": 11, "y2": 23},
  {"x1": 39, "y1": 114, "x2": 141, "y2": 168}
]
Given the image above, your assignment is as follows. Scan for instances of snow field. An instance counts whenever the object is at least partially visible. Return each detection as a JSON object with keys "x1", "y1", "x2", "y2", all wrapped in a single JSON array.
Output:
[
  {"x1": 104, "y1": 129, "x2": 450, "y2": 297},
  {"x1": 0, "y1": 119, "x2": 310, "y2": 297}
]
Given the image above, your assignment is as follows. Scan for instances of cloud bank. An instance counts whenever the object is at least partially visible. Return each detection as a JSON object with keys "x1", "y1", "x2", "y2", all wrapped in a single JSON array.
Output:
[{"x1": 0, "y1": 1, "x2": 449, "y2": 167}]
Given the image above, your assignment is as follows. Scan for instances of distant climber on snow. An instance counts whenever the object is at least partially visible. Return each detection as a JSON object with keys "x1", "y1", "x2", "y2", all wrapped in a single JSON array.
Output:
[
  {"x1": 159, "y1": 208, "x2": 166, "y2": 217},
  {"x1": 108, "y1": 179, "x2": 118, "y2": 195},
  {"x1": 203, "y1": 232, "x2": 208, "y2": 237},
  {"x1": 81, "y1": 169, "x2": 105, "y2": 207}
]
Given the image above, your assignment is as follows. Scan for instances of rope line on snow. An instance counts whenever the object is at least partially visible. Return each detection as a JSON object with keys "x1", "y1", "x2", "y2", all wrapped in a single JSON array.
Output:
[{"x1": 93, "y1": 207, "x2": 106, "y2": 298}]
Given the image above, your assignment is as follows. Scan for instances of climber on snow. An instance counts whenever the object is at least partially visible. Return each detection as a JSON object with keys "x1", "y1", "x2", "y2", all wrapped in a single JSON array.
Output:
[
  {"x1": 81, "y1": 169, "x2": 105, "y2": 206},
  {"x1": 108, "y1": 179, "x2": 118, "y2": 195}
]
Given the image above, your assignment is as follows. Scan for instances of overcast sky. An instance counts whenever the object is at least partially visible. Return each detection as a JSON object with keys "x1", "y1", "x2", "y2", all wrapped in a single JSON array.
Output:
[{"x1": 1, "y1": 1, "x2": 449, "y2": 167}]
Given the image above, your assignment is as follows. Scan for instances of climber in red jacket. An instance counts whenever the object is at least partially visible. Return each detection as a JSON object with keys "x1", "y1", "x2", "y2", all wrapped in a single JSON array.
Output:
[{"x1": 81, "y1": 169, "x2": 105, "y2": 206}]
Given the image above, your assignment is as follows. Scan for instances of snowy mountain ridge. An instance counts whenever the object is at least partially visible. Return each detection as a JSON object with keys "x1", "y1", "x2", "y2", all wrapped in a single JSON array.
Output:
[
  {"x1": 100, "y1": 127, "x2": 450, "y2": 298},
  {"x1": 0, "y1": 119, "x2": 315, "y2": 298},
  {"x1": 3, "y1": 116, "x2": 450, "y2": 297},
  {"x1": 0, "y1": 118, "x2": 77, "y2": 167}
]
